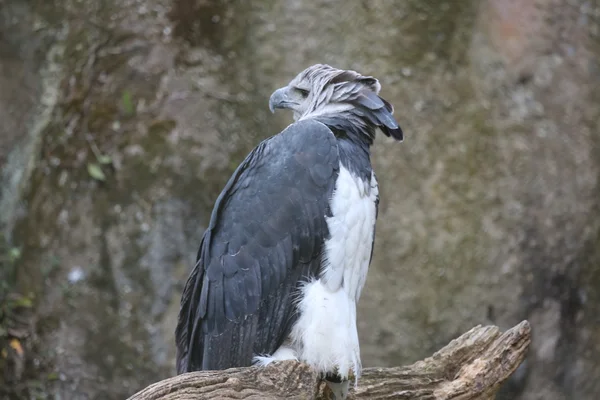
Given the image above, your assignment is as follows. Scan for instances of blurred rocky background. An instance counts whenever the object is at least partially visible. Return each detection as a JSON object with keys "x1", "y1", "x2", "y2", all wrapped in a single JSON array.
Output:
[{"x1": 1, "y1": 0, "x2": 599, "y2": 399}]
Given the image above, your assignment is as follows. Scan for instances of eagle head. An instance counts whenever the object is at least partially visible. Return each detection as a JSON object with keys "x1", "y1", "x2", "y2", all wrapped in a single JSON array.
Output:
[{"x1": 269, "y1": 64, "x2": 403, "y2": 141}]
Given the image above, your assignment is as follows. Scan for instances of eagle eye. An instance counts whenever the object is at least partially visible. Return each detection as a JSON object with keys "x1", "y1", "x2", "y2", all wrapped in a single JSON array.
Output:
[{"x1": 295, "y1": 88, "x2": 309, "y2": 98}]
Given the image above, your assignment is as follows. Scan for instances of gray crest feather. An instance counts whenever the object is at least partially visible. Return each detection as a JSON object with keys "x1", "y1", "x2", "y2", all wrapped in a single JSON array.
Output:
[{"x1": 288, "y1": 64, "x2": 403, "y2": 141}]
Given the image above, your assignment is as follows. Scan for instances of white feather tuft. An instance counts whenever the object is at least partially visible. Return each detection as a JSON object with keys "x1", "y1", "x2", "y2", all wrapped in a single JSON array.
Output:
[
  {"x1": 252, "y1": 345, "x2": 298, "y2": 366},
  {"x1": 290, "y1": 280, "x2": 362, "y2": 383}
]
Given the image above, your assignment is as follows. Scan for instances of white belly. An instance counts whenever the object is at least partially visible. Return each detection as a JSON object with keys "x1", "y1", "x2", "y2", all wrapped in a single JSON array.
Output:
[{"x1": 253, "y1": 166, "x2": 379, "y2": 383}]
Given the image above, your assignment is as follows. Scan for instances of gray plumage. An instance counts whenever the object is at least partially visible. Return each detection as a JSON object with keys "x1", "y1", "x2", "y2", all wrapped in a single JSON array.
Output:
[
  {"x1": 175, "y1": 64, "x2": 402, "y2": 375},
  {"x1": 270, "y1": 64, "x2": 403, "y2": 143}
]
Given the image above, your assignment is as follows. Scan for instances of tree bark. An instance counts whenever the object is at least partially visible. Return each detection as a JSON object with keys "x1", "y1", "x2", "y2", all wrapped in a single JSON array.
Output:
[{"x1": 127, "y1": 320, "x2": 531, "y2": 400}]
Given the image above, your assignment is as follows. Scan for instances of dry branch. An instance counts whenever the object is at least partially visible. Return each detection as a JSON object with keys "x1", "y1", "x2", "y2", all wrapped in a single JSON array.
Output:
[{"x1": 128, "y1": 320, "x2": 531, "y2": 400}]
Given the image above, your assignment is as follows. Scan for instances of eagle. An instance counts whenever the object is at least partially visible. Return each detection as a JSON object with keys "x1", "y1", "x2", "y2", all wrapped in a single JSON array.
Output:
[{"x1": 175, "y1": 64, "x2": 403, "y2": 398}]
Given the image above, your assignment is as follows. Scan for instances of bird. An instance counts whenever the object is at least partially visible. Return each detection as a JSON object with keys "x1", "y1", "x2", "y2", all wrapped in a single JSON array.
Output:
[{"x1": 175, "y1": 64, "x2": 403, "y2": 399}]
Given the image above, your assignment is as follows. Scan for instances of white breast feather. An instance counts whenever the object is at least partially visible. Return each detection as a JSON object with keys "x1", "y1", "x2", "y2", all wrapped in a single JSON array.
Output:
[
  {"x1": 321, "y1": 167, "x2": 378, "y2": 300},
  {"x1": 290, "y1": 166, "x2": 378, "y2": 382}
]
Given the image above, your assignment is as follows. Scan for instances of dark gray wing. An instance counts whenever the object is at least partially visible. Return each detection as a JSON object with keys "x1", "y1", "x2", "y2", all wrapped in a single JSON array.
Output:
[
  {"x1": 353, "y1": 91, "x2": 403, "y2": 141},
  {"x1": 175, "y1": 119, "x2": 339, "y2": 373}
]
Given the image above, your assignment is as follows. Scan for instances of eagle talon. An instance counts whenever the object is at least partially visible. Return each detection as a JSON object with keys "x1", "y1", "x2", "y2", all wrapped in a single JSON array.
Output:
[
  {"x1": 325, "y1": 371, "x2": 343, "y2": 383},
  {"x1": 324, "y1": 378, "x2": 350, "y2": 400}
]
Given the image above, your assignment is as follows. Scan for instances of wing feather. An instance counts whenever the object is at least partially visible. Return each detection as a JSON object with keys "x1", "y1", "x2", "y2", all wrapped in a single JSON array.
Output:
[{"x1": 175, "y1": 119, "x2": 339, "y2": 373}]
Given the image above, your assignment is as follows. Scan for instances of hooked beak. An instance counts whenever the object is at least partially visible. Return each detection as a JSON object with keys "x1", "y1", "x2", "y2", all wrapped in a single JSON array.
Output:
[{"x1": 268, "y1": 87, "x2": 292, "y2": 113}]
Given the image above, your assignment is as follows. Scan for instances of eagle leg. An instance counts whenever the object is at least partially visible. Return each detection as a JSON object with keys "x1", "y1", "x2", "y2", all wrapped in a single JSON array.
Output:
[{"x1": 325, "y1": 372, "x2": 350, "y2": 400}]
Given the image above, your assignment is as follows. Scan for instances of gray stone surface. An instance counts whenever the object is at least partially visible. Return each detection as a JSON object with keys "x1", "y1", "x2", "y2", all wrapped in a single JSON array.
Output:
[{"x1": 1, "y1": 0, "x2": 599, "y2": 399}]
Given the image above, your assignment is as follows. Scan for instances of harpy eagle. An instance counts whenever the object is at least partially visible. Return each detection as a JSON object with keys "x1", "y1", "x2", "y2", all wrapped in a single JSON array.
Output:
[{"x1": 175, "y1": 64, "x2": 403, "y2": 397}]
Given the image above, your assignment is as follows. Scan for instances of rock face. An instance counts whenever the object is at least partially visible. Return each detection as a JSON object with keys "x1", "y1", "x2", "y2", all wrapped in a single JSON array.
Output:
[{"x1": 1, "y1": 0, "x2": 599, "y2": 399}]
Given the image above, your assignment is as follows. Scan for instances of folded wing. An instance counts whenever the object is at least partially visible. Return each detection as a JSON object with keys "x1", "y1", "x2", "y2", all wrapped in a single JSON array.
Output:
[{"x1": 175, "y1": 120, "x2": 340, "y2": 373}]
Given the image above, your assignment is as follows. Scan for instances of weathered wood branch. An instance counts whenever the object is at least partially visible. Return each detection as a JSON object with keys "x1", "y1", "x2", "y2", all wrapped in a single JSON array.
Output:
[{"x1": 128, "y1": 321, "x2": 531, "y2": 400}]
